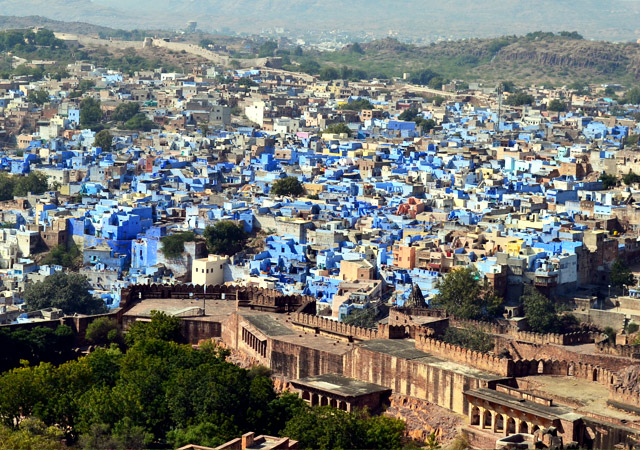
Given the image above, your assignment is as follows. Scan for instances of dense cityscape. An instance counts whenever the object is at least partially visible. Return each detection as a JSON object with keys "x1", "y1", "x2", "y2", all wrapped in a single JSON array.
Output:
[{"x1": 2, "y1": 12, "x2": 640, "y2": 450}]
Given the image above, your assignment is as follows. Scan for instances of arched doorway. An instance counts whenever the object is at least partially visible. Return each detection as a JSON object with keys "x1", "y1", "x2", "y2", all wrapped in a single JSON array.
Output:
[
  {"x1": 506, "y1": 417, "x2": 516, "y2": 435},
  {"x1": 519, "y1": 422, "x2": 529, "y2": 434},
  {"x1": 568, "y1": 364, "x2": 575, "y2": 376},
  {"x1": 592, "y1": 369, "x2": 598, "y2": 382},
  {"x1": 538, "y1": 361, "x2": 545, "y2": 374},
  {"x1": 531, "y1": 425, "x2": 540, "y2": 434},
  {"x1": 495, "y1": 414, "x2": 504, "y2": 433},
  {"x1": 470, "y1": 407, "x2": 480, "y2": 426},
  {"x1": 483, "y1": 410, "x2": 492, "y2": 429}
]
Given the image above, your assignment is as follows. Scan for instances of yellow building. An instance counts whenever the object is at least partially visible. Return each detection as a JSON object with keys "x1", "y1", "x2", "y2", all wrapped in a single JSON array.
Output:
[{"x1": 192, "y1": 254, "x2": 229, "y2": 286}]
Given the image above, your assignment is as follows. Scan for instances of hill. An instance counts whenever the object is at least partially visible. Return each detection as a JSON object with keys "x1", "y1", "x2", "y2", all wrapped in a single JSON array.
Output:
[
  {"x1": 309, "y1": 33, "x2": 640, "y2": 85},
  {"x1": 2, "y1": 0, "x2": 640, "y2": 41}
]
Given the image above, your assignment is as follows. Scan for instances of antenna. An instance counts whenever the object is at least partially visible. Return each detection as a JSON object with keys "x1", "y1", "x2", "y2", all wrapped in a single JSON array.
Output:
[{"x1": 497, "y1": 82, "x2": 503, "y2": 133}]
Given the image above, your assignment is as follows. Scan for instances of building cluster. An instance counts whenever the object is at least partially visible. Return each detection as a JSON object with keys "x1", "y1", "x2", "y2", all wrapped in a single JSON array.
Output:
[{"x1": 0, "y1": 62, "x2": 640, "y2": 331}]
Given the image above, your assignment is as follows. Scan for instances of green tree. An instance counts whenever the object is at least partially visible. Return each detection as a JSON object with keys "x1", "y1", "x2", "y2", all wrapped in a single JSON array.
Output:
[
  {"x1": 398, "y1": 109, "x2": 419, "y2": 121},
  {"x1": 80, "y1": 97, "x2": 103, "y2": 129},
  {"x1": 548, "y1": 99, "x2": 567, "y2": 112},
  {"x1": 257, "y1": 40, "x2": 278, "y2": 58},
  {"x1": 610, "y1": 259, "x2": 635, "y2": 292},
  {"x1": 623, "y1": 171, "x2": 640, "y2": 185},
  {"x1": 78, "y1": 79, "x2": 95, "y2": 93},
  {"x1": 13, "y1": 172, "x2": 49, "y2": 197},
  {"x1": 26, "y1": 90, "x2": 49, "y2": 106},
  {"x1": 283, "y1": 406, "x2": 404, "y2": 450},
  {"x1": 338, "y1": 98, "x2": 374, "y2": 111},
  {"x1": 93, "y1": 130, "x2": 113, "y2": 152},
  {"x1": 203, "y1": 221, "x2": 248, "y2": 256},
  {"x1": 0, "y1": 418, "x2": 64, "y2": 450},
  {"x1": 123, "y1": 113, "x2": 154, "y2": 131},
  {"x1": 85, "y1": 317, "x2": 122, "y2": 346},
  {"x1": 623, "y1": 87, "x2": 640, "y2": 105},
  {"x1": 323, "y1": 123, "x2": 352, "y2": 136},
  {"x1": 319, "y1": 67, "x2": 340, "y2": 81},
  {"x1": 521, "y1": 286, "x2": 561, "y2": 333},
  {"x1": 160, "y1": 231, "x2": 196, "y2": 259},
  {"x1": 112, "y1": 102, "x2": 140, "y2": 122},
  {"x1": 431, "y1": 267, "x2": 503, "y2": 320},
  {"x1": 271, "y1": 176, "x2": 305, "y2": 197},
  {"x1": 124, "y1": 311, "x2": 182, "y2": 346},
  {"x1": 23, "y1": 272, "x2": 107, "y2": 315},
  {"x1": 599, "y1": 172, "x2": 618, "y2": 189},
  {"x1": 505, "y1": 92, "x2": 535, "y2": 106},
  {"x1": 419, "y1": 118, "x2": 436, "y2": 132},
  {"x1": 41, "y1": 243, "x2": 82, "y2": 268},
  {"x1": 441, "y1": 327, "x2": 493, "y2": 352}
]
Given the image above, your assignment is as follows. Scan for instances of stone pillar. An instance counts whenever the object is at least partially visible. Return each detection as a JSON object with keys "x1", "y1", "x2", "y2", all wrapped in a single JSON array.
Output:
[
  {"x1": 515, "y1": 418, "x2": 522, "y2": 434},
  {"x1": 504, "y1": 415, "x2": 510, "y2": 437},
  {"x1": 479, "y1": 407, "x2": 486, "y2": 429},
  {"x1": 491, "y1": 412, "x2": 498, "y2": 433}
]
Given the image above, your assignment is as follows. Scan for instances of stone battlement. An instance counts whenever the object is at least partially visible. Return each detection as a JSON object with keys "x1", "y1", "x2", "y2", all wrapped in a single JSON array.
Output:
[
  {"x1": 291, "y1": 312, "x2": 406, "y2": 342},
  {"x1": 596, "y1": 342, "x2": 640, "y2": 359}
]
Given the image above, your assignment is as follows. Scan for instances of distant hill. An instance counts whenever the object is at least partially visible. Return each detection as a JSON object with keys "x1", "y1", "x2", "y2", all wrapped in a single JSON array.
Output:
[
  {"x1": 312, "y1": 34, "x2": 640, "y2": 85},
  {"x1": 2, "y1": 0, "x2": 640, "y2": 41}
]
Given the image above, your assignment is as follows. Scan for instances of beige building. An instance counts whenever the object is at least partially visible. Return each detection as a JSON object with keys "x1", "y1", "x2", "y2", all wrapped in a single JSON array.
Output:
[{"x1": 192, "y1": 254, "x2": 229, "y2": 286}]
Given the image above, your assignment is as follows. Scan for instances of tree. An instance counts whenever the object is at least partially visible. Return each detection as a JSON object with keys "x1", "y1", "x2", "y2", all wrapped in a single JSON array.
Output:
[
  {"x1": 599, "y1": 172, "x2": 618, "y2": 189},
  {"x1": 124, "y1": 311, "x2": 182, "y2": 346},
  {"x1": 323, "y1": 123, "x2": 352, "y2": 137},
  {"x1": 319, "y1": 67, "x2": 340, "y2": 81},
  {"x1": 343, "y1": 306, "x2": 379, "y2": 328},
  {"x1": 85, "y1": 318, "x2": 122, "y2": 346},
  {"x1": 41, "y1": 243, "x2": 82, "y2": 268},
  {"x1": 398, "y1": 109, "x2": 419, "y2": 121},
  {"x1": 23, "y1": 272, "x2": 107, "y2": 315},
  {"x1": 431, "y1": 267, "x2": 503, "y2": 320},
  {"x1": 521, "y1": 286, "x2": 562, "y2": 333},
  {"x1": 0, "y1": 418, "x2": 64, "y2": 450},
  {"x1": 13, "y1": 172, "x2": 49, "y2": 197},
  {"x1": 123, "y1": 113, "x2": 154, "y2": 131},
  {"x1": 419, "y1": 118, "x2": 436, "y2": 132},
  {"x1": 271, "y1": 176, "x2": 305, "y2": 197},
  {"x1": 548, "y1": 99, "x2": 566, "y2": 112},
  {"x1": 79, "y1": 97, "x2": 103, "y2": 129},
  {"x1": 623, "y1": 171, "x2": 640, "y2": 185},
  {"x1": 112, "y1": 102, "x2": 140, "y2": 123},
  {"x1": 611, "y1": 259, "x2": 635, "y2": 292},
  {"x1": 160, "y1": 231, "x2": 196, "y2": 259},
  {"x1": 93, "y1": 130, "x2": 113, "y2": 152},
  {"x1": 203, "y1": 221, "x2": 247, "y2": 256},
  {"x1": 78, "y1": 79, "x2": 95, "y2": 93},
  {"x1": 338, "y1": 98, "x2": 373, "y2": 111},
  {"x1": 623, "y1": 87, "x2": 640, "y2": 105},
  {"x1": 283, "y1": 406, "x2": 404, "y2": 450},
  {"x1": 257, "y1": 40, "x2": 278, "y2": 58},
  {"x1": 442, "y1": 327, "x2": 493, "y2": 352},
  {"x1": 505, "y1": 92, "x2": 535, "y2": 106},
  {"x1": 26, "y1": 90, "x2": 49, "y2": 106}
]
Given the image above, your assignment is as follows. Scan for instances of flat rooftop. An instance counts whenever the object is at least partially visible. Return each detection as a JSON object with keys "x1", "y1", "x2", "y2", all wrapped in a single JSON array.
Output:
[
  {"x1": 243, "y1": 315, "x2": 296, "y2": 336},
  {"x1": 465, "y1": 387, "x2": 573, "y2": 420},
  {"x1": 124, "y1": 298, "x2": 237, "y2": 322},
  {"x1": 518, "y1": 375, "x2": 640, "y2": 423},
  {"x1": 358, "y1": 339, "x2": 506, "y2": 382},
  {"x1": 291, "y1": 373, "x2": 391, "y2": 397}
]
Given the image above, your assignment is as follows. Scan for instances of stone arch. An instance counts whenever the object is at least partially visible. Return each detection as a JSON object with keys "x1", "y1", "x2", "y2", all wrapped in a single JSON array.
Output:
[
  {"x1": 301, "y1": 391, "x2": 311, "y2": 402},
  {"x1": 330, "y1": 398, "x2": 337, "y2": 408},
  {"x1": 538, "y1": 361, "x2": 545, "y2": 374},
  {"x1": 592, "y1": 368, "x2": 598, "y2": 382},
  {"x1": 506, "y1": 417, "x2": 516, "y2": 435},
  {"x1": 519, "y1": 422, "x2": 529, "y2": 434},
  {"x1": 495, "y1": 414, "x2": 504, "y2": 433},
  {"x1": 531, "y1": 425, "x2": 540, "y2": 434},
  {"x1": 471, "y1": 406, "x2": 480, "y2": 426},
  {"x1": 568, "y1": 364, "x2": 575, "y2": 376},
  {"x1": 320, "y1": 396, "x2": 328, "y2": 406},
  {"x1": 483, "y1": 410, "x2": 492, "y2": 429}
]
